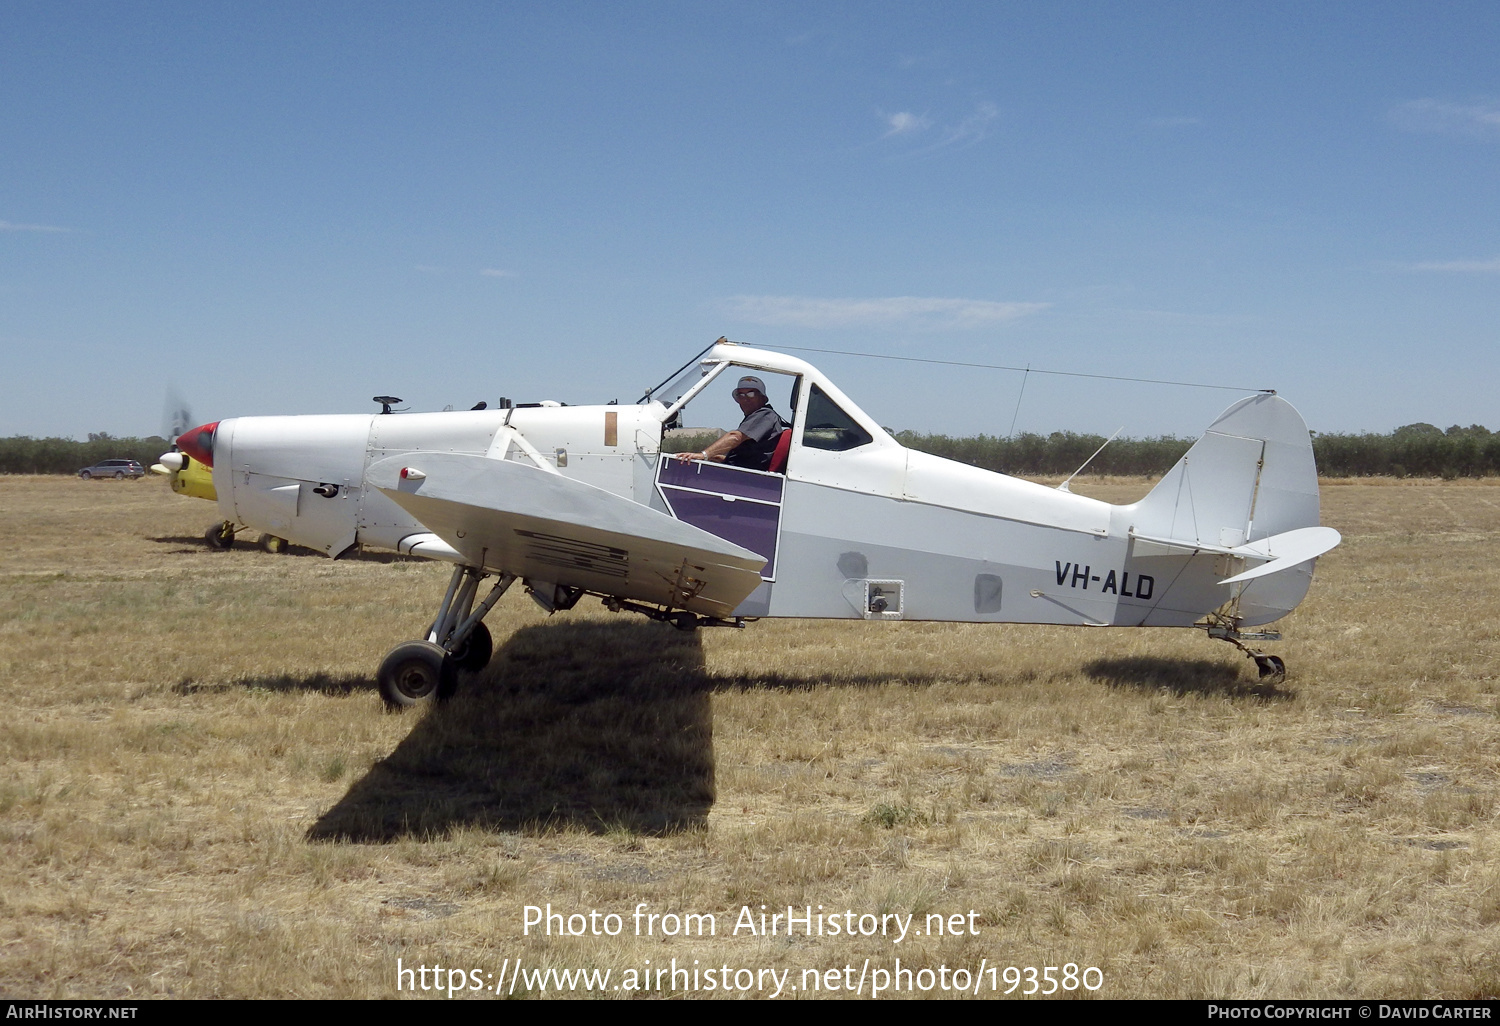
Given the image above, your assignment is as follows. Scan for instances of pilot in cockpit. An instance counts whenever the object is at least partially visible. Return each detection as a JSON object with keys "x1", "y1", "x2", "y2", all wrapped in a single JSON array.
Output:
[{"x1": 674, "y1": 375, "x2": 787, "y2": 471}]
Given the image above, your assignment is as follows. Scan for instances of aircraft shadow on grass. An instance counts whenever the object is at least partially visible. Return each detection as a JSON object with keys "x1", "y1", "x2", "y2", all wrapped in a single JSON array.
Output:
[
  {"x1": 303, "y1": 618, "x2": 1057, "y2": 843},
  {"x1": 308, "y1": 619, "x2": 717, "y2": 842},
  {"x1": 1082, "y1": 655, "x2": 1294, "y2": 701},
  {"x1": 148, "y1": 536, "x2": 420, "y2": 563},
  {"x1": 301, "y1": 622, "x2": 1289, "y2": 843},
  {"x1": 173, "y1": 673, "x2": 376, "y2": 696}
]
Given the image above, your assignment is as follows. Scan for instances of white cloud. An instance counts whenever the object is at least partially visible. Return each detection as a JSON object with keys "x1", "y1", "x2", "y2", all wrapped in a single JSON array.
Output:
[
  {"x1": 0, "y1": 220, "x2": 70, "y2": 233},
  {"x1": 938, "y1": 101, "x2": 999, "y2": 148},
  {"x1": 480, "y1": 268, "x2": 515, "y2": 277},
  {"x1": 880, "y1": 110, "x2": 931, "y2": 137},
  {"x1": 722, "y1": 294, "x2": 1048, "y2": 330},
  {"x1": 877, "y1": 101, "x2": 998, "y2": 151},
  {"x1": 1408, "y1": 257, "x2": 1500, "y2": 273},
  {"x1": 1389, "y1": 98, "x2": 1500, "y2": 138}
]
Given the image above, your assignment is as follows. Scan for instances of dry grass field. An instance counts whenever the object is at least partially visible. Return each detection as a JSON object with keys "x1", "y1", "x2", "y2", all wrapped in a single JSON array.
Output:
[{"x1": 1, "y1": 473, "x2": 1498, "y2": 999}]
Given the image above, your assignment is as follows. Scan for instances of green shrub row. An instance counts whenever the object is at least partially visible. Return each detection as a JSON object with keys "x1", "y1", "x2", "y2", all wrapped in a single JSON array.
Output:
[
  {"x1": 1308, "y1": 424, "x2": 1500, "y2": 479},
  {"x1": 895, "y1": 422, "x2": 1499, "y2": 479},
  {"x1": 894, "y1": 430, "x2": 1192, "y2": 478},
  {"x1": 0, "y1": 434, "x2": 173, "y2": 475},
  {"x1": 2, "y1": 422, "x2": 1494, "y2": 478}
]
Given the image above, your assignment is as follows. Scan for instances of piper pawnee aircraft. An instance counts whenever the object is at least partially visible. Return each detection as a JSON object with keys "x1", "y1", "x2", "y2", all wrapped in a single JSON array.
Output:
[{"x1": 169, "y1": 339, "x2": 1340, "y2": 709}]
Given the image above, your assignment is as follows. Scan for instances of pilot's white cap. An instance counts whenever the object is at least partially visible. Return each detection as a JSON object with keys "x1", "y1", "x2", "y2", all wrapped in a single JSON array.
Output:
[{"x1": 735, "y1": 375, "x2": 767, "y2": 395}]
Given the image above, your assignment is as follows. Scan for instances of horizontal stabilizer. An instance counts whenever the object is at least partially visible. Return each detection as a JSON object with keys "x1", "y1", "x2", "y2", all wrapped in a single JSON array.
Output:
[
  {"x1": 1220, "y1": 526, "x2": 1342, "y2": 585},
  {"x1": 367, "y1": 452, "x2": 767, "y2": 617}
]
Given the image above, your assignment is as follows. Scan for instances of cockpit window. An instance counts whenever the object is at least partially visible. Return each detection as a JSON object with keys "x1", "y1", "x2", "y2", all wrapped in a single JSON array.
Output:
[{"x1": 801, "y1": 384, "x2": 873, "y2": 452}]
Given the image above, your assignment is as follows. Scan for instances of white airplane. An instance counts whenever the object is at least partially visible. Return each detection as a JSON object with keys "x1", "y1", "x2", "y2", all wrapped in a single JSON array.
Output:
[{"x1": 172, "y1": 339, "x2": 1340, "y2": 708}]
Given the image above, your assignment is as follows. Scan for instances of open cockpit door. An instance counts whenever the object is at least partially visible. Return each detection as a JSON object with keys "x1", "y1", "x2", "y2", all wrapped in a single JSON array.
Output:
[{"x1": 655, "y1": 459, "x2": 785, "y2": 580}]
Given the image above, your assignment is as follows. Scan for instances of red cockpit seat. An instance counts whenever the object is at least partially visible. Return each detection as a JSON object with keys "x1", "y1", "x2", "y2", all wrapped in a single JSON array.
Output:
[{"x1": 768, "y1": 428, "x2": 792, "y2": 474}]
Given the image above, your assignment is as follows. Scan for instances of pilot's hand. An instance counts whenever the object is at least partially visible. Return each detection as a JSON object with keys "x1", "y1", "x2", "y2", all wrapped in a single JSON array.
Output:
[{"x1": 674, "y1": 451, "x2": 700, "y2": 463}]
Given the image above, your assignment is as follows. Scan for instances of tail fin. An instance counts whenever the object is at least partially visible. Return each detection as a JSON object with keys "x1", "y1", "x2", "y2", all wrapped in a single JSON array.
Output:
[
  {"x1": 1120, "y1": 394, "x2": 1332, "y2": 627},
  {"x1": 1133, "y1": 393, "x2": 1321, "y2": 547}
]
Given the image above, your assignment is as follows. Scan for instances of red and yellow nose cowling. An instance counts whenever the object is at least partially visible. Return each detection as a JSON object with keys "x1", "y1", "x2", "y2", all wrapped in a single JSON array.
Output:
[{"x1": 176, "y1": 422, "x2": 218, "y2": 468}]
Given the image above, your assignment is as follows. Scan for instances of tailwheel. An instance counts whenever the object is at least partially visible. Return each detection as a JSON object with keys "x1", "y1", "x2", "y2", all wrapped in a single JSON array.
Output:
[
  {"x1": 205, "y1": 521, "x2": 236, "y2": 550},
  {"x1": 1253, "y1": 653, "x2": 1286, "y2": 679},
  {"x1": 1205, "y1": 624, "x2": 1287, "y2": 681},
  {"x1": 377, "y1": 640, "x2": 455, "y2": 710}
]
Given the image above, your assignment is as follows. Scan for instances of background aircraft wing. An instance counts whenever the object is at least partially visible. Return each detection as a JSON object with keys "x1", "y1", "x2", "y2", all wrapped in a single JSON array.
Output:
[{"x1": 367, "y1": 452, "x2": 766, "y2": 617}]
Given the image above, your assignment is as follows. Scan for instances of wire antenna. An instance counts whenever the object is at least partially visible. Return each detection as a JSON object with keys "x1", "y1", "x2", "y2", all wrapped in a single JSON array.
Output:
[
  {"x1": 1058, "y1": 426, "x2": 1124, "y2": 493},
  {"x1": 1007, "y1": 365, "x2": 1030, "y2": 440},
  {"x1": 752, "y1": 343, "x2": 1274, "y2": 394}
]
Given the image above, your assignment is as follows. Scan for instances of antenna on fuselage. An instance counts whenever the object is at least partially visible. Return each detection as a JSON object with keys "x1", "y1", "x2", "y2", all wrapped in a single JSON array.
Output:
[
  {"x1": 373, "y1": 396, "x2": 403, "y2": 414},
  {"x1": 1058, "y1": 427, "x2": 1124, "y2": 493}
]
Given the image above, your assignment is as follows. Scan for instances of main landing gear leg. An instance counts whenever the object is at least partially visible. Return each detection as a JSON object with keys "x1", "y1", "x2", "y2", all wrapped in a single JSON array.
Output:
[
  {"x1": 376, "y1": 566, "x2": 515, "y2": 710},
  {"x1": 1206, "y1": 625, "x2": 1287, "y2": 680}
]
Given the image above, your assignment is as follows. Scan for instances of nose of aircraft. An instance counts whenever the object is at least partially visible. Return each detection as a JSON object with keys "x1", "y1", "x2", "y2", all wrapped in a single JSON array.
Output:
[{"x1": 176, "y1": 421, "x2": 219, "y2": 467}]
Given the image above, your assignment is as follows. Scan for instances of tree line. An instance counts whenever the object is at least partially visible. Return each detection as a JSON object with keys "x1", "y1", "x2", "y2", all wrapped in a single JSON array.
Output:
[
  {"x1": 0, "y1": 433, "x2": 173, "y2": 475},
  {"x1": 2, "y1": 423, "x2": 1496, "y2": 478},
  {"x1": 894, "y1": 422, "x2": 1499, "y2": 479}
]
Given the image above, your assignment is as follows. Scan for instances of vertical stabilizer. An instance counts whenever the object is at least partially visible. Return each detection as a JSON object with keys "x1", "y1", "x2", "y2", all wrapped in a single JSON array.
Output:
[
  {"x1": 1118, "y1": 394, "x2": 1324, "y2": 627},
  {"x1": 1130, "y1": 394, "x2": 1320, "y2": 546}
]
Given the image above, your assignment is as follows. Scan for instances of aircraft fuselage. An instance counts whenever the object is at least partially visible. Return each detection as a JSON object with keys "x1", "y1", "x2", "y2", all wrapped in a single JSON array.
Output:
[{"x1": 203, "y1": 344, "x2": 1326, "y2": 631}]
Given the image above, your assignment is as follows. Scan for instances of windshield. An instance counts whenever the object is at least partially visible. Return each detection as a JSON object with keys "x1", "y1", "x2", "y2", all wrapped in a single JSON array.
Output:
[
  {"x1": 649, "y1": 359, "x2": 717, "y2": 408},
  {"x1": 640, "y1": 339, "x2": 723, "y2": 405}
]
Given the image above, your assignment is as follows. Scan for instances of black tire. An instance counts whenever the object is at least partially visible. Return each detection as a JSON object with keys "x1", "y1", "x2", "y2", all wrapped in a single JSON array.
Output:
[
  {"x1": 114, "y1": 471, "x2": 124, "y2": 480},
  {"x1": 204, "y1": 522, "x2": 236, "y2": 550},
  {"x1": 259, "y1": 534, "x2": 290, "y2": 554},
  {"x1": 1255, "y1": 654, "x2": 1286, "y2": 679},
  {"x1": 80, "y1": 471, "x2": 91, "y2": 480},
  {"x1": 377, "y1": 640, "x2": 456, "y2": 709},
  {"x1": 449, "y1": 621, "x2": 493, "y2": 674}
]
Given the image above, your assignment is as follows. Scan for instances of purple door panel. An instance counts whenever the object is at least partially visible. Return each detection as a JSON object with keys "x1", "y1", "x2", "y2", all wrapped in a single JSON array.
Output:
[
  {"x1": 658, "y1": 489, "x2": 780, "y2": 577},
  {"x1": 656, "y1": 459, "x2": 784, "y2": 579},
  {"x1": 657, "y1": 458, "x2": 785, "y2": 503}
]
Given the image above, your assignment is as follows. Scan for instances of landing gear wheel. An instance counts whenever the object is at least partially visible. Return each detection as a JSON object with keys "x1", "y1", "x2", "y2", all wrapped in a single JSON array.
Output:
[
  {"x1": 449, "y1": 621, "x2": 493, "y2": 674},
  {"x1": 259, "y1": 534, "x2": 290, "y2": 554},
  {"x1": 1253, "y1": 654, "x2": 1286, "y2": 679},
  {"x1": 205, "y1": 521, "x2": 236, "y2": 550},
  {"x1": 377, "y1": 640, "x2": 456, "y2": 710}
]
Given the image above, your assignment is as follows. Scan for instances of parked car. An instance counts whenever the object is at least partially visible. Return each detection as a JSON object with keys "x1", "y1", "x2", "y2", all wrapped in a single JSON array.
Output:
[{"x1": 79, "y1": 459, "x2": 146, "y2": 480}]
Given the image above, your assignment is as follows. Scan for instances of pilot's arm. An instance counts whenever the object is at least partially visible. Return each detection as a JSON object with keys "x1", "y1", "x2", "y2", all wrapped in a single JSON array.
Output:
[{"x1": 675, "y1": 431, "x2": 746, "y2": 464}]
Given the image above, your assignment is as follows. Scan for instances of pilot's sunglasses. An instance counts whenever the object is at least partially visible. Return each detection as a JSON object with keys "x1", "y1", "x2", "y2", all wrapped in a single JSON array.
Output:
[{"x1": 733, "y1": 389, "x2": 760, "y2": 398}]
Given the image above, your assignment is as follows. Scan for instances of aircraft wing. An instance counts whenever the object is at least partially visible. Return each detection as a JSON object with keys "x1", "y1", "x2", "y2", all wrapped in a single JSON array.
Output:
[{"x1": 366, "y1": 452, "x2": 766, "y2": 617}]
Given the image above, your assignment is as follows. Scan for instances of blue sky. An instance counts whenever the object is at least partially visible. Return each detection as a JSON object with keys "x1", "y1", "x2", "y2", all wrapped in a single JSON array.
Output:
[{"x1": 2, "y1": 1, "x2": 1497, "y2": 441}]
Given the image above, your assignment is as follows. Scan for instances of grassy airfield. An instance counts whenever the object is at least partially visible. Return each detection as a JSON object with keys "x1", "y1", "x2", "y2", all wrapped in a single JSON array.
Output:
[{"x1": 1, "y1": 473, "x2": 1497, "y2": 1000}]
